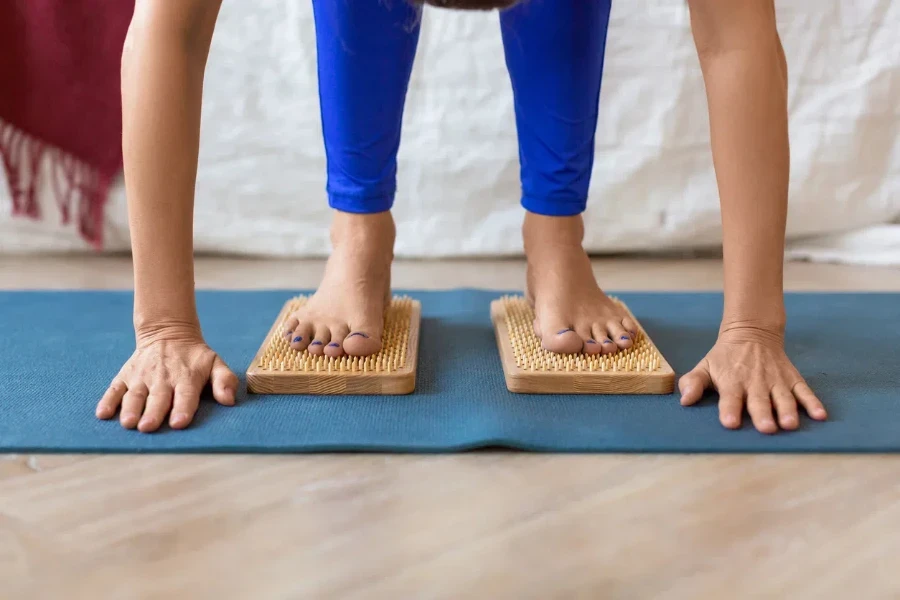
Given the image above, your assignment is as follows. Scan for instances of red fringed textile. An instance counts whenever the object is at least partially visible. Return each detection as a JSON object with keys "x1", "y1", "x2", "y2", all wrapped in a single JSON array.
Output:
[{"x1": 0, "y1": 0, "x2": 133, "y2": 249}]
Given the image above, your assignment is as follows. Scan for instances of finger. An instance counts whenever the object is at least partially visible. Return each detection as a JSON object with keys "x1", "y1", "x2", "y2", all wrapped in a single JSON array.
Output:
[
  {"x1": 138, "y1": 386, "x2": 174, "y2": 433},
  {"x1": 169, "y1": 384, "x2": 202, "y2": 430},
  {"x1": 96, "y1": 379, "x2": 127, "y2": 419},
  {"x1": 793, "y1": 381, "x2": 827, "y2": 420},
  {"x1": 718, "y1": 390, "x2": 744, "y2": 430},
  {"x1": 747, "y1": 392, "x2": 777, "y2": 434},
  {"x1": 679, "y1": 366, "x2": 712, "y2": 406},
  {"x1": 120, "y1": 384, "x2": 148, "y2": 429},
  {"x1": 771, "y1": 385, "x2": 799, "y2": 430},
  {"x1": 211, "y1": 355, "x2": 238, "y2": 406}
]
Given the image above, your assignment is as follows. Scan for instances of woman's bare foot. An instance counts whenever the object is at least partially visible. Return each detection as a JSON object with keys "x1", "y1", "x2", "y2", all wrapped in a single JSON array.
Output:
[
  {"x1": 523, "y1": 213, "x2": 638, "y2": 355},
  {"x1": 282, "y1": 211, "x2": 395, "y2": 358}
]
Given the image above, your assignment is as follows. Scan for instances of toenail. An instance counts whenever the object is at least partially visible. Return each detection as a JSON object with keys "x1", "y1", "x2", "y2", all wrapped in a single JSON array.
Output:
[
  {"x1": 328, "y1": 342, "x2": 340, "y2": 347},
  {"x1": 604, "y1": 339, "x2": 613, "y2": 344},
  {"x1": 292, "y1": 336, "x2": 303, "y2": 343},
  {"x1": 311, "y1": 341, "x2": 323, "y2": 346},
  {"x1": 348, "y1": 332, "x2": 369, "y2": 339},
  {"x1": 556, "y1": 329, "x2": 573, "y2": 335},
  {"x1": 620, "y1": 336, "x2": 630, "y2": 341},
  {"x1": 586, "y1": 339, "x2": 597, "y2": 344}
]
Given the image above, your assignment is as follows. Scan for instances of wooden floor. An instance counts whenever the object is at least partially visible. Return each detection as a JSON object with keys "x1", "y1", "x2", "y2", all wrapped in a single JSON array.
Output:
[{"x1": 2, "y1": 256, "x2": 899, "y2": 599}]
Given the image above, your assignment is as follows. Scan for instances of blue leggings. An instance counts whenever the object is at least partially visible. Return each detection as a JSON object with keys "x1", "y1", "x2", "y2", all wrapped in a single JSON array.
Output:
[{"x1": 312, "y1": 0, "x2": 612, "y2": 216}]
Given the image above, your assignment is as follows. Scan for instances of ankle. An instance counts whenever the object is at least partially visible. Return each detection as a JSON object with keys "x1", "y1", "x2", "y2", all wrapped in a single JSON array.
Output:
[
  {"x1": 523, "y1": 213, "x2": 586, "y2": 254},
  {"x1": 331, "y1": 211, "x2": 396, "y2": 250}
]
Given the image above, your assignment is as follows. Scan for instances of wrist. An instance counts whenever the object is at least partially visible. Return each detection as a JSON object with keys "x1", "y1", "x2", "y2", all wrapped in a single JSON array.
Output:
[
  {"x1": 722, "y1": 292, "x2": 786, "y2": 335},
  {"x1": 717, "y1": 319, "x2": 785, "y2": 348},
  {"x1": 133, "y1": 311, "x2": 202, "y2": 346}
]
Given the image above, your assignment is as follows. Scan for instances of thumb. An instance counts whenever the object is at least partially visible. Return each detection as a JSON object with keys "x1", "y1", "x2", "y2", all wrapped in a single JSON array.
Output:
[
  {"x1": 679, "y1": 364, "x2": 712, "y2": 406},
  {"x1": 210, "y1": 355, "x2": 239, "y2": 406}
]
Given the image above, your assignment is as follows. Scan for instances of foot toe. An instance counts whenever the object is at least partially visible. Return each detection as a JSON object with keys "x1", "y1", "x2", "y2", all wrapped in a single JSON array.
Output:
[
  {"x1": 290, "y1": 322, "x2": 314, "y2": 352},
  {"x1": 540, "y1": 325, "x2": 584, "y2": 355},
  {"x1": 324, "y1": 324, "x2": 349, "y2": 357},
  {"x1": 583, "y1": 338, "x2": 603, "y2": 355},
  {"x1": 307, "y1": 326, "x2": 331, "y2": 356},
  {"x1": 622, "y1": 316, "x2": 639, "y2": 339},
  {"x1": 342, "y1": 326, "x2": 383, "y2": 357},
  {"x1": 283, "y1": 316, "x2": 299, "y2": 340},
  {"x1": 606, "y1": 320, "x2": 633, "y2": 350},
  {"x1": 591, "y1": 325, "x2": 619, "y2": 355}
]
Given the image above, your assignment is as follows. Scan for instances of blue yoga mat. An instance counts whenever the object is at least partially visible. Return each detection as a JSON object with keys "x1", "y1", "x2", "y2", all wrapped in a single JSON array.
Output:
[{"x1": 1, "y1": 290, "x2": 898, "y2": 453}]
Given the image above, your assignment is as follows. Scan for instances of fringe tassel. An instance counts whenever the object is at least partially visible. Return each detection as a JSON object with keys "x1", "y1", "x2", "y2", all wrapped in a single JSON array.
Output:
[{"x1": 0, "y1": 119, "x2": 108, "y2": 249}]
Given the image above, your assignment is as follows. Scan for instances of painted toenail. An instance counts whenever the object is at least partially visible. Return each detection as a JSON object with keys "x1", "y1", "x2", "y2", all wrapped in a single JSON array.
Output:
[
  {"x1": 604, "y1": 339, "x2": 613, "y2": 344},
  {"x1": 328, "y1": 342, "x2": 340, "y2": 347},
  {"x1": 586, "y1": 339, "x2": 597, "y2": 344},
  {"x1": 311, "y1": 341, "x2": 323, "y2": 346},
  {"x1": 556, "y1": 329, "x2": 573, "y2": 335},
  {"x1": 620, "y1": 336, "x2": 630, "y2": 341},
  {"x1": 348, "y1": 332, "x2": 369, "y2": 339},
  {"x1": 293, "y1": 336, "x2": 303, "y2": 343}
]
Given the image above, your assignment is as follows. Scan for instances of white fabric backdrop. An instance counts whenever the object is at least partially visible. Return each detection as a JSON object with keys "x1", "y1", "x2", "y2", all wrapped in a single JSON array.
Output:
[{"x1": 2, "y1": 0, "x2": 899, "y2": 261}]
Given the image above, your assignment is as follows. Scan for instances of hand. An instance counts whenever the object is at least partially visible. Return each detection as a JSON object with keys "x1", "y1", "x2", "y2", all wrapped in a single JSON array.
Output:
[
  {"x1": 95, "y1": 325, "x2": 239, "y2": 433},
  {"x1": 678, "y1": 327, "x2": 827, "y2": 434}
]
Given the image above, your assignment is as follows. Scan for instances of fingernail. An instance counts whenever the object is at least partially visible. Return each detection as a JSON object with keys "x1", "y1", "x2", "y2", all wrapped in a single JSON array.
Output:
[
  {"x1": 557, "y1": 329, "x2": 572, "y2": 335},
  {"x1": 328, "y1": 342, "x2": 340, "y2": 347},
  {"x1": 293, "y1": 336, "x2": 303, "y2": 343},
  {"x1": 311, "y1": 341, "x2": 323, "y2": 346},
  {"x1": 171, "y1": 412, "x2": 189, "y2": 425},
  {"x1": 348, "y1": 332, "x2": 369, "y2": 339},
  {"x1": 122, "y1": 412, "x2": 138, "y2": 422}
]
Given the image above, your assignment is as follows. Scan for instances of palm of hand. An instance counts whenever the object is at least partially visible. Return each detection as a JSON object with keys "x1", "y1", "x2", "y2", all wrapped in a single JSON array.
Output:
[{"x1": 679, "y1": 331, "x2": 827, "y2": 434}]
